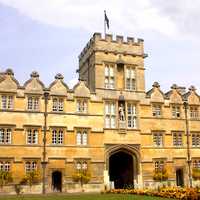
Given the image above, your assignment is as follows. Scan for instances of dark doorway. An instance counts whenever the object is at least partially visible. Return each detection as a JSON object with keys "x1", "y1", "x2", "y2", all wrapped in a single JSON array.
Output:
[
  {"x1": 52, "y1": 171, "x2": 62, "y2": 192},
  {"x1": 176, "y1": 168, "x2": 184, "y2": 187},
  {"x1": 109, "y1": 151, "x2": 134, "y2": 189}
]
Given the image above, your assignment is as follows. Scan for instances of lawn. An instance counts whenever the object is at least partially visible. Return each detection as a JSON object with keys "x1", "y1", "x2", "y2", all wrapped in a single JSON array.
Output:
[{"x1": 0, "y1": 193, "x2": 172, "y2": 200}]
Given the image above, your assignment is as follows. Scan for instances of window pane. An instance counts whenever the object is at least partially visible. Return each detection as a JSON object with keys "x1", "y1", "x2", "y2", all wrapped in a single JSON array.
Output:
[{"x1": 77, "y1": 132, "x2": 81, "y2": 145}]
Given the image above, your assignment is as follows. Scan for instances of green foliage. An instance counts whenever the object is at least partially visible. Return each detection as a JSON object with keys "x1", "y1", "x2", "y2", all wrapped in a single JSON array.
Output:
[
  {"x1": 72, "y1": 171, "x2": 91, "y2": 185},
  {"x1": 20, "y1": 171, "x2": 41, "y2": 187},
  {"x1": 0, "y1": 171, "x2": 13, "y2": 187},
  {"x1": 192, "y1": 168, "x2": 200, "y2": 180},
  {"x1": 153, "y1": 168, "x2": 168, "y2": 181}
]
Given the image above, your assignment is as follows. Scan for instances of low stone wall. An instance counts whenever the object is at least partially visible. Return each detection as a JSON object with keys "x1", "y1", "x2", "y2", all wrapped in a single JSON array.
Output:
[{"x1": 0, "y1": 183, "x2": 103, "y2": 194}]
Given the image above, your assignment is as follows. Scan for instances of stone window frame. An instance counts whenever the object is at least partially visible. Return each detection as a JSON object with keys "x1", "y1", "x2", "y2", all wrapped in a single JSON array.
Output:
[
  {"x1": 76, "y1": 98, "x2": 88, "y2": 114},
  {"x1": 26, "y1": 128, "x2": 39, "y2": 145},
  {"x1": 27, "y1": 95, "x2": 40, "y2": 111},
  {"x1": 152, "y1": 131, "x2": 164, "y2": 147},
  {"x1": 104, "y1": 63, "x2": 115, "y2": 89},
  {"x1": 76, "y1": 128, "x2": 89, "y2": 146},
  {"x1": 152, "y1": 103, "x2": 162, "y2": 117},
  {"x1": 153, "y1": 159, "x2": 166, "y2": 172},
  {"x1": 51, "y1": 128, "x2": 64, "y2": 145},
  {"x1": 74, "y1": 158, "x2": 90, "y2": 173},
  {"x1": 1, "y1": 94, "x2": 14, "y2": 110},
  {"x1": 104, "y1": 101, "x2": 116, "y2": 129},
  {"x1": 24, "y1": 159, "x2": 38, "y2": 173},
  {"x1": 125, "y1": 65, "x2": 136, "y2": 91},
  {"x1": 172, "y1": 131, "x2": 183, "y2": 147},
  {"x1": 0, "y1": 160, "x2": 11, "y2": 172},
  {"x1": 171, "y1": 104, "x2": 181, "y2": 118},
  {"x1": 126, "y1": 102, "x2": 137, "y2": 129},
  {"x1": 52, "y1": 96, "x2": 64, "y2": 112},
  {"x1": 189, "y1": 105, "x2": 199, "y2": 119},
  {"x1": 0, "y1": 128, "x2": 12, "y2": 144},
  {"x1": 192, "y1": 158, "x2": 200, "y2": 169},
  {"x1": 192, "y1": 132, "x2": 200, "y2": 147}
]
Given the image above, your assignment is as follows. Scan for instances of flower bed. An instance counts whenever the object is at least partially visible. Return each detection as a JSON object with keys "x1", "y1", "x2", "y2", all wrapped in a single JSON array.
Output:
[{"x1": 109, "y1": 187, "x2": 199, "y2": 199}]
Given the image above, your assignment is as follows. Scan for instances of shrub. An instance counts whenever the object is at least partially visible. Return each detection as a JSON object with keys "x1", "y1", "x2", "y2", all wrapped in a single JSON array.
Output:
[
  {"x1": 72, "y1": 171, "x2": 91, "y2": 186},
  {"x1": 0, "y1": 171, "x2": 13, "y2": 187},
  {"x1": 192, "y1": 168, "x2": 200, "y2": 180},
  {"x1": 153, "y1": 168, "x2": 168, "y2": 181},
  {"x1": 109, "y1": 187, "x2": 199, "y2": 200},
  {"x1": 20, "y1": 171, "x2": 41, "y2": 187}
]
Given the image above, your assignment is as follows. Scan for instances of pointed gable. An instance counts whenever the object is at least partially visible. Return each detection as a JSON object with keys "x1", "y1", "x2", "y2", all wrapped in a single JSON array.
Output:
[
  {"x1": 167, "y1": 84, "x2": 183, "y2": 104},
  {"x1": 147, "y1": 82, "x2": 164, "y2": 102},
  {"x1": 0, "y1": 69, "x2": 20, "y2": 92},
  {"x1": 49, "y1": 73, "x2": 68, "y2": 96},
  {"x1": 24, "y1": 71, "x2": 44, "y2": 94},
  {"x1": 187, "y1": 86, "x2": 200, "y2": 105},
  {"x1": 73, "y1": 80, "x2": 90, "y2": 98}
]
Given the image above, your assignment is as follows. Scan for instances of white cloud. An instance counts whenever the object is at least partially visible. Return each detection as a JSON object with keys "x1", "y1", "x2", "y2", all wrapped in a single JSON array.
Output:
[{"x1": 0, "y1": 0, "x2": 179, "y2": 37}]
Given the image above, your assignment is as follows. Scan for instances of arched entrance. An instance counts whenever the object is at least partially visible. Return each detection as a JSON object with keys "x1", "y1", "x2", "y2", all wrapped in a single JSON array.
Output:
[
  {"x1": 106, "y1": 144, "x2": 140, "y2": 189},
  {"x1": 109, "y1": 151, "x2": 133, "y2": 189},
  {"x1": 52, "y1": 171, "x2": 62, "y2": 192}
]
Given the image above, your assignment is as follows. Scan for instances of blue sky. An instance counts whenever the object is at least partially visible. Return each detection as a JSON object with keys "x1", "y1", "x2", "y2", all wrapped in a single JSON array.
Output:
[{"x1": 0, "y1": 0, "x2": 200, "y2": 92}]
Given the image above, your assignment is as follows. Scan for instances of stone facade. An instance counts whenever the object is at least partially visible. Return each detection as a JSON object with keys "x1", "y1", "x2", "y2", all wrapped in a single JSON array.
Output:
[{"x1": 0, "y1": 33, "x2": 200, "y2": 193}]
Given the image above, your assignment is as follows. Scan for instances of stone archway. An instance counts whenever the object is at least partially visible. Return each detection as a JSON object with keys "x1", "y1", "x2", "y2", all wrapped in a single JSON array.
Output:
[{"x1": 105, "y1": 144, "x2": 140, "y2": 189}]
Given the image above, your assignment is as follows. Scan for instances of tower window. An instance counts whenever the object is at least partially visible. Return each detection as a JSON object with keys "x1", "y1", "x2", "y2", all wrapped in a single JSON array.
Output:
[
  {"x1": 127, "y1": 103, "x2": 137, "y2": 128},
  {"x1": 105, "y1": 102, "x2": 116, "y2": 128},
  {"x1": 126, "y1": 67, "x2": 136, "y2": 91},
  {"x1": 105, "y1": 64, "x2": 115, "y2": 89}
]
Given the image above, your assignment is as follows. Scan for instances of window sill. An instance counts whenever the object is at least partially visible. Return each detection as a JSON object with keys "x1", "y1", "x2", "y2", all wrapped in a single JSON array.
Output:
[{"x1": 76, "y1": 112, "x2": 88, "y2": 115}]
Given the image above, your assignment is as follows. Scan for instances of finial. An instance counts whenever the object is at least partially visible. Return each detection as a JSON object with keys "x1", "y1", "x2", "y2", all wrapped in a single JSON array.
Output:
[
  {"x1": 189, "y1": 85, "x2": 196, "y2": 91},
  {"x1": 152, "y1": 82, "x2": 160, "y2": 88},
  {"x1": 55, "y1": 73, "x2": 64, "y2": 80},
  {"x1": 171, "y1": 84, "x2": 178, "y2": 89},
  {"x1": 5, "y1": 68, "x2": 14, "y2": 76},
  {"x1": 30, "y1": 71, "x2": 39, "y2": 78}
]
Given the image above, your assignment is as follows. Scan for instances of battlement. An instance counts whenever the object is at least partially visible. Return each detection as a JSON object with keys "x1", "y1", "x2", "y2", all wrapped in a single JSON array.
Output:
[
  {"x1": 78, "y1": 32, "x2": 144, "y2": 61},
  {"x1": 93, "y1": 32, "x2": 144, "y2": 44}
]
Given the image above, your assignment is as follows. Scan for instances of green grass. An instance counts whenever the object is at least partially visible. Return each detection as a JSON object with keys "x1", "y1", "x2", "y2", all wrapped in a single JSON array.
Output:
[{"x1": 0, "y1": 193, "x2": 172, "y2": 200}]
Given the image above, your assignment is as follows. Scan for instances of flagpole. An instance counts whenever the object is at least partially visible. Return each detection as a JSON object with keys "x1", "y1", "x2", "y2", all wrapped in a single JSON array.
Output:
[{"x1": 104, "y1": 10, "x2": 106, "y2": 37}]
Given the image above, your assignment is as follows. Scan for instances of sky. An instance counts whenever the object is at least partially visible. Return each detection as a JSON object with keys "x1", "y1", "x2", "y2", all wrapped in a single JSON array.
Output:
[{"x1": 0, "y1": 0, "x2": 200, "y2": 92}]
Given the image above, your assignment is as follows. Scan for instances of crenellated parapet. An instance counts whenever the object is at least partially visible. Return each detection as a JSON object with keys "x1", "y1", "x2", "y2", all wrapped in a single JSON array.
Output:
[{"x1": 78, "y1": 32, "x2": 147, "y2": 66}]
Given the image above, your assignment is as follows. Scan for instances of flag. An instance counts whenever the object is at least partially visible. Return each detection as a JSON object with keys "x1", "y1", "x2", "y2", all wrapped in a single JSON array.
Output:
[{"x1": 104, "y1": 10, "x2": 109, "y2": 29}]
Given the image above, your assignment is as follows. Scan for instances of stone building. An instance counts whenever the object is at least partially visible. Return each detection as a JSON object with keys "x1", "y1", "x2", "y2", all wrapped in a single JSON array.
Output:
[{"x1": 0, "y1": 32, "x2": 200, "y2": 193}]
